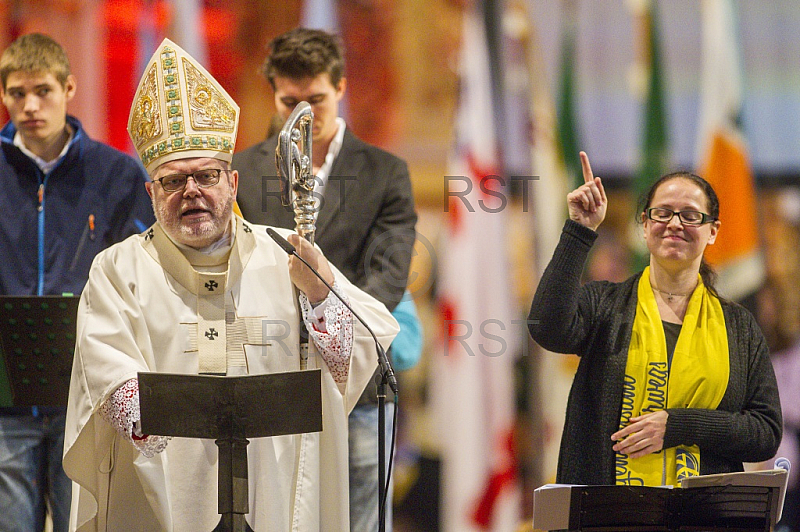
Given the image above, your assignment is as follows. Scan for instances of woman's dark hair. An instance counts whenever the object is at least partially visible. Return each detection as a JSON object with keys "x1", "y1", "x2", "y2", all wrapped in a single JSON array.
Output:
[{"x1": 636, "y1": 171, "x2": 722, "y2": 298}]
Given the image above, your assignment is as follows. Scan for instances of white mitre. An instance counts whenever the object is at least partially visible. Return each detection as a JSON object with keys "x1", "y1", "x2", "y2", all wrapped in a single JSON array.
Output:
[{"x1": 127, "y1": 38, "x2": 239, "y2": 173}]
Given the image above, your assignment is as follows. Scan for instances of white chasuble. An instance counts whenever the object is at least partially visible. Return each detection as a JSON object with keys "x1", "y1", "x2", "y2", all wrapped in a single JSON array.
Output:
[{"x1": 63, "y1": 217, "x2": 396, "y2": 531}]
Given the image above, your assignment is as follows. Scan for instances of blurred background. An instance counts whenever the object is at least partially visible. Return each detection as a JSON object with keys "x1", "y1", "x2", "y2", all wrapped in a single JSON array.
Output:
[{"x1": 4, "y1": 0, "x2": 800, "y2": 530}]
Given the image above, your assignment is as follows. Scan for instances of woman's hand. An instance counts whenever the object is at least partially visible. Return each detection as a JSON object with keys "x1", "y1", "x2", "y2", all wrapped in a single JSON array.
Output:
[
  {"x1": 611, "y1": 410, "x2": 668, "y2": 459},
  {"x1": 567, "y1": 151, "x2": 607, "y2": 231}
]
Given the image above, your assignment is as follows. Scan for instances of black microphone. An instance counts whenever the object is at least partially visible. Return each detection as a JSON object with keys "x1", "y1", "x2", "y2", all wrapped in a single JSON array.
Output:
[{"x1": 267, "y1": 227, "x2": 398, "y2": 394}]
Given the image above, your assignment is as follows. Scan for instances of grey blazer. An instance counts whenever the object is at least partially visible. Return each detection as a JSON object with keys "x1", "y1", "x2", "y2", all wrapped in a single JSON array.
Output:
[{"x1": 233, "y1": 128, "x2": 417, "y2": 402}]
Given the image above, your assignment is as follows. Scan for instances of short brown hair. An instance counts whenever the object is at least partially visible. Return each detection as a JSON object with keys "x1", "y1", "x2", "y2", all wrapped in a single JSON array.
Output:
[
  {"x1": 0, "y1": 33, "x2": 71, "y2": 90},
  {"x1": 261, "y1": 28, "x2": 345, "y2": 90}
]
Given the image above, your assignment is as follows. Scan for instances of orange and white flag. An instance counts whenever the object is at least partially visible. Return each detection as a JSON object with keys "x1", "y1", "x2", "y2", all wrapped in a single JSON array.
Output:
[{"x1": 696, "y1": 0, "x2": 764, "y2": 300}]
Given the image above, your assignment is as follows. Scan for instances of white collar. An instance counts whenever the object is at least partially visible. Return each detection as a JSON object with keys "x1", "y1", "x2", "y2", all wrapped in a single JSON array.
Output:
[
  {"x1": 315, "y1": 117, "x2": 347, "y2": 185},
  {"x1": 14, "y1": 126, "x2": 73, "y2": 174}
]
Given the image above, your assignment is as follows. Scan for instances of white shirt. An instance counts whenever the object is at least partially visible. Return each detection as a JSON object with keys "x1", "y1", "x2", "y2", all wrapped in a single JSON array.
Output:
[
  {"x1": 313, "y1": 117, "x2": 347, "y2": 206},
  {"x1": 14, "y1": 127, "x2": 73, "y2": 174}
]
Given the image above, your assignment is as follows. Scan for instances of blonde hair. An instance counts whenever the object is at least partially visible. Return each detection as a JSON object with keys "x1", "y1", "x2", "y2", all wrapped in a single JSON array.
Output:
[{"x1": 0, "y1": 33, "x2": 71, "y2": 90}]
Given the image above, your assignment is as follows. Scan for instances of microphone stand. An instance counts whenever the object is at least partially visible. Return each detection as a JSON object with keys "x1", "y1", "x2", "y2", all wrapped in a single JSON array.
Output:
[
  {"x1": 377, "y1": 345, "x2": 388, "y2": 532},
  {"x1": 266, "y1": 228, "x2": 398, "y2": 531}
]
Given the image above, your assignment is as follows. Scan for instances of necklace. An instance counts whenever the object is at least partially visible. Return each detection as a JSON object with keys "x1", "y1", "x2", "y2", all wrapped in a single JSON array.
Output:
[{"x1": 652, "y1": 286, "x2": 692, "y2": 303}]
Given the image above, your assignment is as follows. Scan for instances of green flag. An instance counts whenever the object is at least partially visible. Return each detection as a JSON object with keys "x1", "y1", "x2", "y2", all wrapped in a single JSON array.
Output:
[
  {"x1": 636, "y1": 3, "x2": 669, "y2": 202},
  {"x1": 633, "y1": 3, "x2": 670, "y2": 269},
  {"x1": 556, "y1": 10, "x2": 582, "y2": 189}
]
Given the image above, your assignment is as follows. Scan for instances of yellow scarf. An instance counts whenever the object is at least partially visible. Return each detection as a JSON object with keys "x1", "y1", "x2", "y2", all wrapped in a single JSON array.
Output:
[{"x1": 616, "y1": 266, "x2": 729, "y2": 486}]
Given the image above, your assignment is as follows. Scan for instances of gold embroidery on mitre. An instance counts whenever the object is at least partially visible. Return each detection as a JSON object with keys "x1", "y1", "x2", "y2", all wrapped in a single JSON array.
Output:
[
  {"x1": 162, "y1": 46, "x2": 185, "y2": 139},
  {"x1": 127, "y1": 38, "x2": 240, "y2": 172},
  {"x1": 183, "y1": 58, "x2": 237, "y2": 133},
  {"x1": 129, "y1": 63, "x2": 162, "y2": 150}
]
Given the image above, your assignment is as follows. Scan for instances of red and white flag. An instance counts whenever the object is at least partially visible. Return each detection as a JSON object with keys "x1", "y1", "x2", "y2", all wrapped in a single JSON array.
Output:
[
  {"x1": 696, "y1": 0, "x2": 764, "y2": 300},
  {"x1": 525, "y1": 2, "x2": 575, "y2": 484},
  {"x1": 433, "y1": 4, "x2": 521, "y2": 530}
]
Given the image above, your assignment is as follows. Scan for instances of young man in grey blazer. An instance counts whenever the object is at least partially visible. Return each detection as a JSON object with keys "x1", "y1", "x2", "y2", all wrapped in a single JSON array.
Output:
[{"x1": 232, "y1": 27, "x2": 417, "y2": 531}]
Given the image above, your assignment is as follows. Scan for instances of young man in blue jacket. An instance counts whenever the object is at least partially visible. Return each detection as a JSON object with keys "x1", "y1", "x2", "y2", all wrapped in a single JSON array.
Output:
[{"x1": 0, "y1": 33, "x2": 154, "y2": 531}]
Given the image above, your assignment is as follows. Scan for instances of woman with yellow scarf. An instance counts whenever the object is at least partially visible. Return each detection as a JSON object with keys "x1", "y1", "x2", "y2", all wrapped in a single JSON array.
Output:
[{"x1": 529, "y1": 151, "x2": 782, "y2": 487}]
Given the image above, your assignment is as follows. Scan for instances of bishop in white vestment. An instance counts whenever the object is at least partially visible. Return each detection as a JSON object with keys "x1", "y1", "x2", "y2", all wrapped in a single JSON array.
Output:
[{"x1": 62, "y1": 39, "x2": 398, "y2": 531}]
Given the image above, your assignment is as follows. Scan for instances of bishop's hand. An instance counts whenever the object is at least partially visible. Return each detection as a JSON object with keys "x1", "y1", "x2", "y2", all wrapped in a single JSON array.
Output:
[{"x1": 287, "y1": 234, "x2": 334, "y2": 305}]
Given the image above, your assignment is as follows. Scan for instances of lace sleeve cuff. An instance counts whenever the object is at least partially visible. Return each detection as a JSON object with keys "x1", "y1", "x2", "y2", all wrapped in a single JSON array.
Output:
[
  {"x1": 99, "y1": 378, "x2": 171, "y2": 458},
  {"x1": 299, "y1": 281, "x2": 354, "y2": 384}
]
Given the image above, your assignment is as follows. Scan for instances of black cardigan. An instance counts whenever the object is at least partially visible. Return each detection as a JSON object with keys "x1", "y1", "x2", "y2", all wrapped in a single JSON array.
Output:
[{"x1": 528, "y1": 219, "x2": 782, "y2": 485}]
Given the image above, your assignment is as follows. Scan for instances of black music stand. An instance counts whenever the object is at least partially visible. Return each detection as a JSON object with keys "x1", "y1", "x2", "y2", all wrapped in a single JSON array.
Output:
[
  {"x1": 533, "y1": 469, "x2": 788, "y2": 531},
  {"x1": 0, "y1": 296, "x2": 79, "y2": 407},
  {"x1": 679, "y1": 468, "x2": 790, "y2": 530},
  {"x1": 138, "y1": 369, "x2": 323, "y2": 532}
]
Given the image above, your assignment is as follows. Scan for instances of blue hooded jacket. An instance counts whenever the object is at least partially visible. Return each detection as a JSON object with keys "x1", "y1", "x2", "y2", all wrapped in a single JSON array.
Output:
[{"x1": 0, "y1": 115, "x2": 154, "y2": 296}]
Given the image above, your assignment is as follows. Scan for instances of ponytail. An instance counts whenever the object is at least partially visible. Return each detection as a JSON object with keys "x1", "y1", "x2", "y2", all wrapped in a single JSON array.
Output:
[{"x1": 699, "y1": 258, "x2": 723, "y2": 300}]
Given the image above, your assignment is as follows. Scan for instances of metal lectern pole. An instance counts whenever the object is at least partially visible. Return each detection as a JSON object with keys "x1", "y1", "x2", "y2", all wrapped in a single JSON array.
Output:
[{"x1": 213, "y1": 437, "x2": 253, "y2": 532}]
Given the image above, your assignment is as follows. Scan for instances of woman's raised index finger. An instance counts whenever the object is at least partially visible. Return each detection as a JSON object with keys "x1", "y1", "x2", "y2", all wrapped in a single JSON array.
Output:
[{"x1": 579, "y1": 151, "x2": 594, "y2": 184}]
